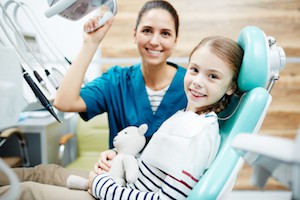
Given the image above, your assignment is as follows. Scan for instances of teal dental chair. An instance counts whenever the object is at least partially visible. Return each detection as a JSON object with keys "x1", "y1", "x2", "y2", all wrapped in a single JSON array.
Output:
[{"x1": 188, "y1": 26, "x2": 286, "y2": 199}]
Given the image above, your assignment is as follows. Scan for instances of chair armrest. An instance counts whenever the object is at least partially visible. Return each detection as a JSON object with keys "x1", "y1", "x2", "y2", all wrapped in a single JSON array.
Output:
[
  {"x1": 232, "y1": 134, "x2": 296, "y2": 163},
  {"x1": 232, "y1": 133, "x2": 299, "y2": 189},
  {"x1": 0, "y1": 127, "x2": 22, "y2": 139},
  {"x1": 59, "y1": 133, "x2": 75, "y2": 145},
  {"x1": 0, "y1": 127, "x2": 27, "y2": 148},
  {"x1": 0, "y1": 127, "x2": 30, "y2": 167},
  {"x1": 58, "y1": 133, "x2": 76, "y2": 166}
]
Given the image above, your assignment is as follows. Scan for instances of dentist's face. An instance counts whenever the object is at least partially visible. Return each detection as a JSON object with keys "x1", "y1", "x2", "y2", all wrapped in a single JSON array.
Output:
[
  {"x1": 133, "y1": 8, "x2": 177, "y2": 67},
  {"x1": 184, "y1": 46, "x2": 235, "y2": 113}
]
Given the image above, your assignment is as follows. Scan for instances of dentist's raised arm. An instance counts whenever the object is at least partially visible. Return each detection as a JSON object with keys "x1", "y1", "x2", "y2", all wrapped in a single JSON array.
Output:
[{"x1": 54, "y1": 14, "x2": 114, "y2": 112}]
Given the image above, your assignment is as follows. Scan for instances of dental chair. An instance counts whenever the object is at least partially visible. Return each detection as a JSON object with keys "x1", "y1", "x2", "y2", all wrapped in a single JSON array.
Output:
[{"x1": 188, "y1": 26, "x2": 286, "y2": 199}]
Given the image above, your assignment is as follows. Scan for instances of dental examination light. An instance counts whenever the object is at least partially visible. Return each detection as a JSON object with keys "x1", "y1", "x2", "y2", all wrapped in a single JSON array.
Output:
[
  {"x1": 0, "y1": 3, "x2": 61, "y2": 123},
  {"x1": 45, "y1": 0, "x2": 117, "y2": 30}
]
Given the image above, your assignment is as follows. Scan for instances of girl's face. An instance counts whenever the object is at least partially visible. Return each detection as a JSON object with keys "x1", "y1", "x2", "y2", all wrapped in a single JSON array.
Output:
[
  {"x1": 134, "y1": 9, "x2": 177, "y2": 67},
  {"x1": 184, "y1": 46, "x2": 236, "y2": 113}
]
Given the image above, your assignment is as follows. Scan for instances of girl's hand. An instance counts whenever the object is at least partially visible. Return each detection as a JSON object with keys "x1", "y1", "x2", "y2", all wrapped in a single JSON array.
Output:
[
  {"x1": 87, "y1": 171, "x2": 98, "y2": 195},
  {"x1": 94, "y1": 149, "x2": 117, "y2": 174}
]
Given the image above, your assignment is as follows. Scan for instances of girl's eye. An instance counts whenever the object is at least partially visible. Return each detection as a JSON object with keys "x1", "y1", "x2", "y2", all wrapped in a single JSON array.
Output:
[
  {"x1": 192, "y1": 67, "x2": 199, "y2": 73},
  {"x1": 188, "y1": 66, "x2": 198, "y2": 73},
  {"x1": 208, "y1": 74, "x2": 218, "y2": 79}
]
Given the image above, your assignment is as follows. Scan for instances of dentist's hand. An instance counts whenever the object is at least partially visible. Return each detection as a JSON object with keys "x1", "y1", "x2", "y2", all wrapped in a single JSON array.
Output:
[{"x1": 83, "y1": 13, "x2": 114, "y2": 44}]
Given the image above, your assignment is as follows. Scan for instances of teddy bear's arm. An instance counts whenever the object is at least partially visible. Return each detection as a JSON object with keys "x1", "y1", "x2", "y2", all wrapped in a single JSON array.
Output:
[{"x1": 123, "y1": 155, "x2": 139, "y2": 183}]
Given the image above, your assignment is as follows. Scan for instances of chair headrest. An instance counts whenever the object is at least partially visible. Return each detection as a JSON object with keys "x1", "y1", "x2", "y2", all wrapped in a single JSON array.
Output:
[
  {"x1": 237, "y1": 26, "x2": 269, "y2": 92},
  {"x1": 237, "y1": 26, "x2": 286, "y2": 92}
]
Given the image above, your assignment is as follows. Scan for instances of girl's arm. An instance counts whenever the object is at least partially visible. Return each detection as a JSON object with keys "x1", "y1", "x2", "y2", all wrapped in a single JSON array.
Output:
[
  {"x1": 91, "y1": 173, "x2": 159, "y2": 200},
  {"x1": 89, "y1": 167, "x2": 194, "y2": 200}
]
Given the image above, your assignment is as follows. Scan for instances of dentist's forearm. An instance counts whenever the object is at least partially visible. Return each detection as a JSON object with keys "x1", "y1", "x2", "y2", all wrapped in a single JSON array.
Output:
[{"x1": 54, "y1": 42, "x2": 99, "y2": 112}]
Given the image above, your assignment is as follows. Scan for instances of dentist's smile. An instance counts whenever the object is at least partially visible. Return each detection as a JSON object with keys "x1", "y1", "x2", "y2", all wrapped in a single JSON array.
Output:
[{"x1": 146, "y1": 48, "x2": 162, "y2": 55}]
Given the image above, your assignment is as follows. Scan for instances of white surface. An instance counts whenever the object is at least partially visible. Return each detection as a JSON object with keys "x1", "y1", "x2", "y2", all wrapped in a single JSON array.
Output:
[
  {"x1": 0, "y1": 47, "x2": 23, "y2": 130},
  {"x1": 232, "y1": 134, "x2": 296, "y2": 163},
  {"x1": 228, "y1": 191, "x2": 292, "y2": 200}
]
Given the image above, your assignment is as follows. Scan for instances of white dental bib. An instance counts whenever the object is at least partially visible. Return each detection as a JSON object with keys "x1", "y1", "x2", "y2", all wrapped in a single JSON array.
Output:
[{"x1": 141, "y1": 110, "x2": 220, "y2": 181}]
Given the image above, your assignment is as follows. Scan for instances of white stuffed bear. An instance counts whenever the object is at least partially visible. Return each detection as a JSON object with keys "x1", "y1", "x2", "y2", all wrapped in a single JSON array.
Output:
[{"x1": 67, "y1": 123, "x2": 148, "y2": 190}]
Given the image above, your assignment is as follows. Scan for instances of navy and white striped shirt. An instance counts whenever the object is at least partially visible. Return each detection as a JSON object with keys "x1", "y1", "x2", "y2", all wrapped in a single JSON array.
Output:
[{"x1": 92, "y1": 159, "x2": 195, "y2": 199}]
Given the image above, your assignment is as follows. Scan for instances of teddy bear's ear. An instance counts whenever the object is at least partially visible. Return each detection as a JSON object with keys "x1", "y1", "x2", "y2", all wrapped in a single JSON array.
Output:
[{"x1": 138, "y1": 124, "x2": 148, "y2": 135}]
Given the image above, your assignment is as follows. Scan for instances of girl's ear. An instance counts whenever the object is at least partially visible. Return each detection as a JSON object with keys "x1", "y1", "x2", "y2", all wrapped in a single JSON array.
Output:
[{"x1": 226, "y1": 82, "x2": 237, "y2": 96}]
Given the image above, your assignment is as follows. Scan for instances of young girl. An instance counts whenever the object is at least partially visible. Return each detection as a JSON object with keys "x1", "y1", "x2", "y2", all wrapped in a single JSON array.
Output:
[{"x1": 88, "y1": 36, "x2": 243, "y2": 199}]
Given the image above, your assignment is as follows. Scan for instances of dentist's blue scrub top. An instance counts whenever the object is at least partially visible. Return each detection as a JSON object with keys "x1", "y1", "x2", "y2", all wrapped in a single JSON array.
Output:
[{"x1": 80, "y1": 62, "x2": 187, "y2": 148}]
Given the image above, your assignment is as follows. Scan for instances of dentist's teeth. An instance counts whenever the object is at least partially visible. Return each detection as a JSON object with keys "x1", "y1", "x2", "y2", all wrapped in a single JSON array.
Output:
[{"x1": 148, "y1": 49, "x2": 161, "y2": 55}]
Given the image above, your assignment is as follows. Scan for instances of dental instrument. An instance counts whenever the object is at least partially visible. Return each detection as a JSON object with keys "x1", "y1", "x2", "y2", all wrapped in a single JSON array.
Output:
[
  {"x1": 33, "y1": 70, "x2": 50, "y2": 93},
  {"x1": 22, "y1": 67, "x2": 61, "y2": 123}
]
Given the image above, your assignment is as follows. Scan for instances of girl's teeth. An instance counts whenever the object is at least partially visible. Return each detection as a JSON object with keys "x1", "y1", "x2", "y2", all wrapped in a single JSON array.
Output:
[{"x1": 191, "y1": 90, "x2": 204, "y2": 97}]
